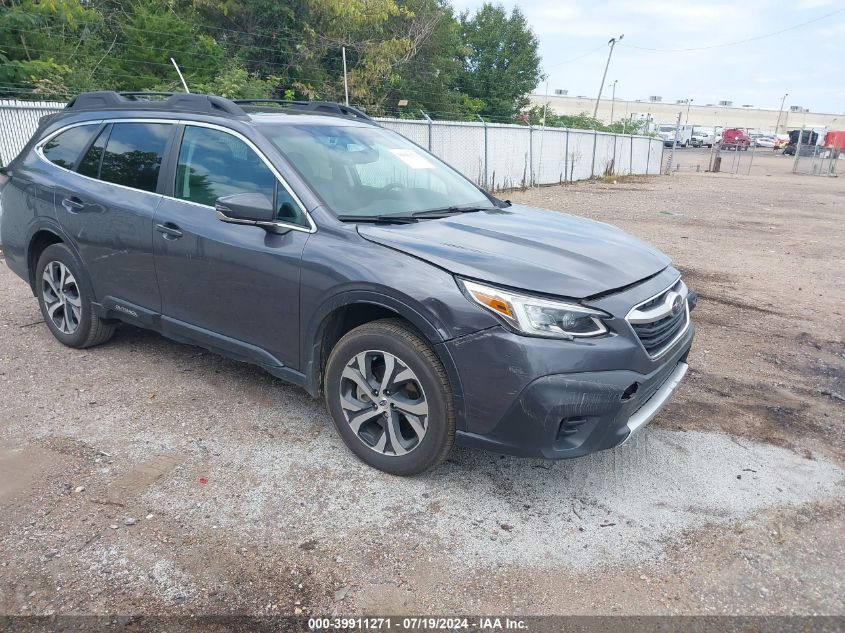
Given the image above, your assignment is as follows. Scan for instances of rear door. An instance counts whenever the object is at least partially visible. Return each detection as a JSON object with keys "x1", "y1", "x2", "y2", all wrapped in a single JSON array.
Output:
[
  {"x1": 50, "y1": 120, "x2": 174, "y2": 313},
  {"x1": 152, "y1": 123, "x2": 312, "y2": 369}
]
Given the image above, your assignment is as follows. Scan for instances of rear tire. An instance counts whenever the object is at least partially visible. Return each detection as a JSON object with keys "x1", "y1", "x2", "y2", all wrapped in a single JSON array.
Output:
[
  {"x1": 35, "y1": 243, "x2": 115, "y2": 349},
  {"x1": 324, "y1": 319, "x2": 455, "y2": 475}
]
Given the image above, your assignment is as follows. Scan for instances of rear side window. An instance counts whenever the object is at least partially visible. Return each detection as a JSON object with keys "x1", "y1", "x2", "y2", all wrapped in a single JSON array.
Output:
[
  {"x1": 99, "y1": 123, "x2": 171, "y2": 193},
  {"x1": 41, "y1": 125, "x2": 98, "y2": 170},
  {"x1": 77, "y1": 125, "x2": 110, "y2": 179}
]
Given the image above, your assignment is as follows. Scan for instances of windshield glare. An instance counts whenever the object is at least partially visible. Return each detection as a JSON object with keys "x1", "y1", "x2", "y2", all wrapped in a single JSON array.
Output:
[{"x1": 258, "y1": 122, "x2": 494, "y2": 217}]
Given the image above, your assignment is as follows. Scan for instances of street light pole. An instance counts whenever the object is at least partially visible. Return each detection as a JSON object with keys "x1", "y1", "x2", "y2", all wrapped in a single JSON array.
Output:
[
  {"x1": 775, "y1": 92, "x2": 788, "y2": 134},
  {"x1": 593, "y1": 35, "x2": 624, "y2": 119},
  {"x1": 685, "y1": 98, "x2": 693, "y2": 125},
  {"x1": 609, "y1": 80, "x2": 617, "y2": 125}
]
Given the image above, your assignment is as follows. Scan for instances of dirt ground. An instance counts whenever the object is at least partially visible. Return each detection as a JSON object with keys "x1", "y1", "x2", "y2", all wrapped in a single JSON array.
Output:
[{"x1": 0, "y1": 152, "x2": 843, "y2": 621}]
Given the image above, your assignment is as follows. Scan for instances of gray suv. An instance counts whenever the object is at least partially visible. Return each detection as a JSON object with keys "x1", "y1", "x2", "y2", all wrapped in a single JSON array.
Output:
[{"x1": 0, "y1": 92, "x2": 695, "y2": 475}]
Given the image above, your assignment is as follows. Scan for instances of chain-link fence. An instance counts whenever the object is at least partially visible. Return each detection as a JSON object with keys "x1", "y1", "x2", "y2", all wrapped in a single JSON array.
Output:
[
  {"x1": 790, "y1": 128, "x2": 841, "y2": 177},
  {"x1": 0, "y1": 99, "x2": 664, "y2": 190}
]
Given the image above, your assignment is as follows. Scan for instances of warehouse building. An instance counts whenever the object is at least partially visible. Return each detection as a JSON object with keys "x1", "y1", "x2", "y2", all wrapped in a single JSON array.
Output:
[{"x1": 531, "y1": 93, "x2": 843, "y2": 133}]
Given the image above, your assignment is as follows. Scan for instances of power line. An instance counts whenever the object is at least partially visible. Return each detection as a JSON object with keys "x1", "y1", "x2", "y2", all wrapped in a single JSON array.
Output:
[
  {"x1": 619, "y1": 7, "x2": 845, "y2": 53},
  {"x1": 0, "y1": 25, "x2": 467, "y2": 88},
  {"x1": 544, "y1": 43, "x2": 607, "y2": 69}
]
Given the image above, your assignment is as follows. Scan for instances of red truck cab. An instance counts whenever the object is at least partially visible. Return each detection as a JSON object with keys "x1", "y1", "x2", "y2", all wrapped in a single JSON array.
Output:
[{"x1": 721, "y1": 128, "x2": 750, "y2": 150}]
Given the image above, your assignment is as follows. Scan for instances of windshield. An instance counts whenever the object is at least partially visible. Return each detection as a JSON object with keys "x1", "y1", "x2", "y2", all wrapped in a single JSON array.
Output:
[
  {"x1": 658, "y1": 126, "x2": 675, "y2": 133},
  {"x1": 257, "y1": 121, "x2": 495, "y2": 217}
]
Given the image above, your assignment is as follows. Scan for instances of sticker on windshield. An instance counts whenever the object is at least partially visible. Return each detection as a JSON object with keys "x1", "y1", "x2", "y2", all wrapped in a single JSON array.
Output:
[{"x1": 389, "y1": 148, "x2": 434, "y2": 169}]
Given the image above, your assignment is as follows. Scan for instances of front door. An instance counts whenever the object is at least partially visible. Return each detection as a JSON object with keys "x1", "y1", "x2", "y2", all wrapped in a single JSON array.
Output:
[{"x1": 153, "y1": 123, "x2": 311, "y2": 370}]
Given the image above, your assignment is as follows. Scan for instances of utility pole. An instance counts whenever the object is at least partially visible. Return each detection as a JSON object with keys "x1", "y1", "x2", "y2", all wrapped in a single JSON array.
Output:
[
  {"x1": 666, "y1": 110, "x2": 682, "y2": 174},
  {"x1": 775, "y1": 92, "x2": 788, "y2": 134},
  {"x1": 593, "y1": 35, "x2": 624, "y2": 119},
  {"x1": 541, "y1": 81, "x2": 549, "y2": 126},
  {"x1": 609, "y1": 80, "x2": 618, "y2": 125},
  {"x1": 342, "y1": 46, "x2": 349, "y2": 106},
  {"x1": 685, "y1": 98, "x2": 693, "y2": 125}
]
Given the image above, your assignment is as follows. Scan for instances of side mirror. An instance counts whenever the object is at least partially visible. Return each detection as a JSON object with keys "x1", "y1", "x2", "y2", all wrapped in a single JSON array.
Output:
[{"x1": 215, "y1": 192, "x2": 276, "y2": 223}]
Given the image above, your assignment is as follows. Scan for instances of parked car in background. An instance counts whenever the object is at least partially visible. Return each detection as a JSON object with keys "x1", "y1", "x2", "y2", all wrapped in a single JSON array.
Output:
[
  {"x1": 0, "y1": 91, "x2": 696, "y2": 475},
  {"x1": 690, "y1": 129, "x2": 715, "y2": 148},
  {"x1": 721, "y1": 128, "x2": 750, "y2": 151},
  {"x1": 753, "y1": 136, "x2": 776, "y2": 148},
  {"x1": 774, "y1": 135, "x2": 790, "y2": 150}
]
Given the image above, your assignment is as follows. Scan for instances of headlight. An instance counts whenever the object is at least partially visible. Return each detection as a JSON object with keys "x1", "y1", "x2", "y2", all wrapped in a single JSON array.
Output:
[{"x1": 458, "y1": 278, "x2": 609, "y2": 339}]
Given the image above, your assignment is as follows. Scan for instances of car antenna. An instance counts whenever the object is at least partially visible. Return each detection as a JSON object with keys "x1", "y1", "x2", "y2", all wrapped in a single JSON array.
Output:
[{"x1": 170, "y1": 58, "x2": 190, "y2": 93}]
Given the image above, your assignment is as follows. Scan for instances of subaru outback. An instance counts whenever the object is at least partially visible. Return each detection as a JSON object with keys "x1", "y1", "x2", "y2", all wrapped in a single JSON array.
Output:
[{"x1": 0, "y1": 92, "x2": 695, "y2": 475}]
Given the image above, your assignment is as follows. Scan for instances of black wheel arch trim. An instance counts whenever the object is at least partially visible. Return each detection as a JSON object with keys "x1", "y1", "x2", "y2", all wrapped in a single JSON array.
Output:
[
  {"x1": 303, "y1": 290, "x2": 467, "y2": 429},
  {"x1": 25, "y1": 219, "x2": 86, "y2": 295}
]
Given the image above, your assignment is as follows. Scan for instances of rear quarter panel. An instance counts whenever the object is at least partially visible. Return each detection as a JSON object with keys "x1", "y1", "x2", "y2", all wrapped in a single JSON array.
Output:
[{"x1": 0, "y1": 153, "x2": 61, "y2": 282}]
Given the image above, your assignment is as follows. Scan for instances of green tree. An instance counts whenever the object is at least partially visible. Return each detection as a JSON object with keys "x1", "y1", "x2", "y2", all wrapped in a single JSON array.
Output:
[
  {"x1": 456, "y1": 4, "x2": 542, "y2": 120},
  {"x1": 524, "y1": 105, "x2": 653, "y2": 134},
  {"x1": 105, "y1": 2, "x2": 225, "y2": 92},
  {"x1": 0, "y1": 0, "x2": 109, "y2": 97}
]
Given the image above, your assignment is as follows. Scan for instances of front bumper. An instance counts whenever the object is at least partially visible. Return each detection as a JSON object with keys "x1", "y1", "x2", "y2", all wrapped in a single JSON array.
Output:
[
  {"x1": 445, "y1": 269, "x2": 694, "y2": 459},
  {"x1": 452, "y1": 333, "x2": 692, "y2": 459}
]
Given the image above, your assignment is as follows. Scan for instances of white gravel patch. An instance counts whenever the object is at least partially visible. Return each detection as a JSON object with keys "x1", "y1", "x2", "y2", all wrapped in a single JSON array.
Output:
[{"x1": 143, "y1": 427, "x2": 845, "y2": 572}]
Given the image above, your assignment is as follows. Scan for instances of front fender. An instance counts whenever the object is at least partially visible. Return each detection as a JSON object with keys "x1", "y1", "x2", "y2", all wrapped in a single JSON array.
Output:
[{"x1": 301, "y1": 290, "x2": 469, "y2": 430}]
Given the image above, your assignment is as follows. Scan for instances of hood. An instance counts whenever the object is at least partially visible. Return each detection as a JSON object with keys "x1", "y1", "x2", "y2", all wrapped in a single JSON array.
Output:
[{"x1": 357, "y1": 205, "x2": 670, "y2": 299}]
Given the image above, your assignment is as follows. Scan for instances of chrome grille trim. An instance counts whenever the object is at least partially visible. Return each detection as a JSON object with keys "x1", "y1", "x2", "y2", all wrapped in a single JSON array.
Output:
[{"x1": 626, "y1": 276, "x2": 691, "y2": 360}]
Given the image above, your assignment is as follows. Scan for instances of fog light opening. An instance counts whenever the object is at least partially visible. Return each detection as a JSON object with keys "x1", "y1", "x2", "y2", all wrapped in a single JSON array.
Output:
[{"x1": 621, "y1": 382, "x2": 639, "y2": 401}]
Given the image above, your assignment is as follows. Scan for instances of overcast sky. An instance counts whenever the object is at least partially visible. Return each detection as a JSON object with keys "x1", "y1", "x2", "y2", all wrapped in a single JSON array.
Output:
[{"x1": 449, "y1": 0, "x2": 845, "y2": 114}]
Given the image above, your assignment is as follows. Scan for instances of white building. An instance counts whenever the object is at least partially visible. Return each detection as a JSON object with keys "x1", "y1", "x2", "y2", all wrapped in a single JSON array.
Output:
[{"x1": 531, "y1": 94, "x2": 843, "y2": 134}]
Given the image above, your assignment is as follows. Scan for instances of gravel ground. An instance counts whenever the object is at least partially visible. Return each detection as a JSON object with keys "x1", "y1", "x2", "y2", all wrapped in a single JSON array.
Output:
[{"x1": 1, "y1": 154, "x2": 843, "y2": 618}]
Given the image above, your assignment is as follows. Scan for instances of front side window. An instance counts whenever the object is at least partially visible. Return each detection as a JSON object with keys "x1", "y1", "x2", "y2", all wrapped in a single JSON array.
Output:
[
  {"x1": 42, "y1": 125, "x2": 99, "y2": 170},
  {"x1": 257, "y1": 122, "x2": 493, "y2": 218},
  {"x1": 176, "y1": 126, "x2": 301, "y2": 222},
  {"x1": 99, "y1": 122, "x2": 170, "y2": 193}
]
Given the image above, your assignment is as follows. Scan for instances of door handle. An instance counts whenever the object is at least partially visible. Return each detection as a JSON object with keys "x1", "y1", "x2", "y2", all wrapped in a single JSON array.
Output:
[
  {"x1": 61, "y1": 196, "x2": 85, "y2": 212},
  {"x1": 155, "y1": 223, "x2": 183, "y2": 239}
]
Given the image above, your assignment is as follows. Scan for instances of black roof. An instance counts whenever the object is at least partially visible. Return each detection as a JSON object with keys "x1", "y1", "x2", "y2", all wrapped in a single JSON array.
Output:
[{"x1": 64, "y1": 91, "x2": 372, "y2": 122}]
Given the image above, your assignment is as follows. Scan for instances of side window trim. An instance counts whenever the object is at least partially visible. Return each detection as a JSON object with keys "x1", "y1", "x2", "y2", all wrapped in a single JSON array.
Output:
[
  {"x1": 175, "y1": 120, "x2": 316, "y2": 234},
  {"x1": 35, "y1": 118, "x2": 316, "y2": 233},
  {"x1": 36, "y1": 118, "x2": 176, "y2": 198}
]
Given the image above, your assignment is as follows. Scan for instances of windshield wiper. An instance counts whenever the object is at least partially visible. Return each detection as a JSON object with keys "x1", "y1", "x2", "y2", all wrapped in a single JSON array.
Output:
[
  {"x1": 411, "y1": 206, "x2": 491, "y2": 218},
  {"x1": 336, "y1": 214, "x2": 418, "y2": 224}
]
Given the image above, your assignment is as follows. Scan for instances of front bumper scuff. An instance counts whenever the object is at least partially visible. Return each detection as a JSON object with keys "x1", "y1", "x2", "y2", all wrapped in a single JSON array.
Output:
[
  {"x1": 622, "y1": 360, "x2": 688, "y2": 442},
  {"x1": 451, "y1": 323, "x2": 693, "y2": 460}
]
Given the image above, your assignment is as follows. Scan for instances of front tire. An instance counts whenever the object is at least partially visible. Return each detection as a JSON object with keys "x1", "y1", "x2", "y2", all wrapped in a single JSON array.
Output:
[
  {"x1": 35, "y1": 243, "x2": 115, "y2": 348},
  {"x1": 324, "y1": 319, "x2": 455, "y2": 475}
]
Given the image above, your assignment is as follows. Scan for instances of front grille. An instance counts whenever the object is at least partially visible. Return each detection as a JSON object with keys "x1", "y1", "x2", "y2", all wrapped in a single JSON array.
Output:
[{"x1": 627, "y1": 279, "x2": 689, "y2": 358}]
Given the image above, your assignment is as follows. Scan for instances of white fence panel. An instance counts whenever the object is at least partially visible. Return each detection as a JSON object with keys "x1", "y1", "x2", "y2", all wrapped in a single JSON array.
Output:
[
  {"x1": 592, "y1": 132, "x2": 615, "y2": 178},
  {"x1": 0, "y1": 99, "x2": 64, "y2": 165},
  {"x1": 531, "y1": 127, "x2": 567, "y2": 185},
  {"x1": 375, "y1": 117, "x2": 429, "y2": 149},
  {"x1": 615, "y1": 135, "x2": 633, "y2": 176},
  {"x1": 0, "y1": 100, "x2": 662, "y2": 187},
  {"x1": 630, "y1": 137, "x2": 651, "y2": 175},
  {"x1": 486, "y1": 123, "x2": 532, "y2": 190},
  {"x1": 430, "y1": 121, "x2": 486, "y2": 186},
  {"x1": 646, "y1": 139, "x2": 664, "y2": 174},
  {"x1": 566, "y1": 130, "x2": 594, "y2": 182}
]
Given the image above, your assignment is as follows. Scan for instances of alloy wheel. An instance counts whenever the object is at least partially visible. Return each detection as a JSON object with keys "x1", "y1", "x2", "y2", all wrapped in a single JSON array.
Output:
[
  {"x1": 339, "y1": 350, "x2": 428, "y2": 456},
  {"x1": 41, "y1": 261, "x2": 81, "y2": 335}
]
